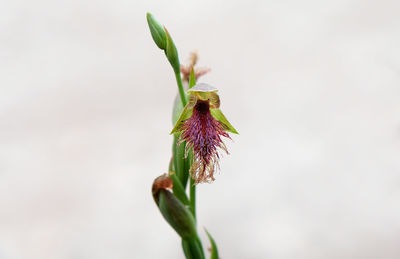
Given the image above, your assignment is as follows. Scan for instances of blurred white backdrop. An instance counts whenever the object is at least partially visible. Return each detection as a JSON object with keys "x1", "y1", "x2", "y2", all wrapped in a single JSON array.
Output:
[{"x1": 1, "y1": 0, "x2": 400, "y2": 258}]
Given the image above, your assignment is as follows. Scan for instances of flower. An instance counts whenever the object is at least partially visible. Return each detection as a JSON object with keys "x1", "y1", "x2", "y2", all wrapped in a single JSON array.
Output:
[
  {"x1": 171, "y1": 83, "x2": 238, "y2": 183},
  {"x1": 180, "y1": 51, "x2": 211, "y2": 82}
]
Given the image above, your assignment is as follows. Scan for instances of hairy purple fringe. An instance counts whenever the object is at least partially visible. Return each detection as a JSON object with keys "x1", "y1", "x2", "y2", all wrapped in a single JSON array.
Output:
[{"x1": 179, "y1": 100, "x2": 230, "y2": 183}]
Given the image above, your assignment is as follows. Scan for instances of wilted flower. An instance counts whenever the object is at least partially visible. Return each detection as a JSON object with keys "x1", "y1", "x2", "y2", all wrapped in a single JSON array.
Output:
[
  {"x1": 171, "y1": 83, "x2": 238, "y2": 183},
  {"x1": 180, "y1": 51, "x2": 211, "y2": 82}
]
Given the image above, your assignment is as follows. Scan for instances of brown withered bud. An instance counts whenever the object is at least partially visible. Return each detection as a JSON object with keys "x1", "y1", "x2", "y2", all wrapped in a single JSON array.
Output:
[{"x1": 152, "y1": 174, "x2": 173, "y2": 204}]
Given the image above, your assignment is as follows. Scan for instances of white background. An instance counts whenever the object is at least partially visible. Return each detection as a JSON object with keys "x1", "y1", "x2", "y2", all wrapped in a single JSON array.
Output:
[{"x1": 1, "y1": 0, "x2": 400, "y2": 258}]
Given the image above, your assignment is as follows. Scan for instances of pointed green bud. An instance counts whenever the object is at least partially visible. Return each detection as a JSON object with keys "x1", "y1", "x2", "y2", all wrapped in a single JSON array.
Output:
[
  {"x1": 146, "y1": 13, "x2": 167, "y2": 50},
  {"x1": 164, "y1": 28, "x2": 181, "y2": 74},
  {"x1": 146, "y1": 13, "x2": 185, "y2": 106},
  {"x1": 152, "y1": 175, "x2": 197, "y2": 239}
]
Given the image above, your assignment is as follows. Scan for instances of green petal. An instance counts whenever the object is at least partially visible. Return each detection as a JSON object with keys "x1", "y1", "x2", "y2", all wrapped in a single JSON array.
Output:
[
  {"x1": 170, "y1": 105, "x2": 193, "y2": 134},
  {"x1": 210, "y1": 109, "x2": 239, "y2": 134},
  {"x1": 189, "y1": 68, "x2": 196, "y2": 89}
]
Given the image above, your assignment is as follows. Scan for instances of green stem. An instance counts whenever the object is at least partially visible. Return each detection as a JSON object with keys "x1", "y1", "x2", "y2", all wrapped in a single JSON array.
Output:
[
  {"x1": 182, "y1": 236, "x2": 205, "y2": 259},
  {"x1": 187, "y1": 68, "x2": 197, "y2": 219},
  {"x1": 175, "y1": 71, "x2": 187, "y2": 106},
  {"x1": 190, "y1": 177, "x2": 196, "y2": 218},
  {"x1": 174, "y1": 68, "x2": 194, "y2": 218}
]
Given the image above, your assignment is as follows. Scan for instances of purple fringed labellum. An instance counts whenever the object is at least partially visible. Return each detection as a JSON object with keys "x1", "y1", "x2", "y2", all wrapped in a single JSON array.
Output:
[{"x1": 171, "y1": 83, "x2": 238, "y2": 184}]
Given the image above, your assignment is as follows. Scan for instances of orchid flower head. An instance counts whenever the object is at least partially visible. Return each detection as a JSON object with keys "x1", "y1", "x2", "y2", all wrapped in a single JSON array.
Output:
[{"x1": 171, "y1": 83, "x2": 238, "y2": 183}]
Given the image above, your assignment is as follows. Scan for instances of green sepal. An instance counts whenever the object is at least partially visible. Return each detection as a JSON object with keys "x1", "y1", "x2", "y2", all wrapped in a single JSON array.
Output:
[
  {"x1": 164, "y1": 28, "x2": 180, "y2": 74},
  {"x1": 205, "y1": 229, "x2": 219, "y2": 259},
  {"x1": 146, "y1": 13, "x2": 166, "y2": 50},
  {"x1": 210, "y1": 109, "x2": 239, "y2": 134},
  {"x1": 170, "y1": 106, "x2": 193, "y2": 135},
  {"x1": 189, "y1": 68, "x2": 196, "y2": 89}
]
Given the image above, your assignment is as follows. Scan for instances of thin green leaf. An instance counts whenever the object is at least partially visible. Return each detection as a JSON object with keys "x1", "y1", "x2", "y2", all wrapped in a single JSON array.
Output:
[{"x1": 205, "y1": 229, "x2": 219, "y2": 259}]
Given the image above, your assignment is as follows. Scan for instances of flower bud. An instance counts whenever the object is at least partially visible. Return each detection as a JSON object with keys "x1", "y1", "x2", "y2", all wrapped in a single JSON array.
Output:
[
  {"x1": 146, "y1": 13, "x2": 167, "y2": 50},
  {"x1": 152, "y1": 174, "x2": 197, "y2": 239},
  {"x1": 164, "y1": 28, "x2": 181, "y2": 74}
]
